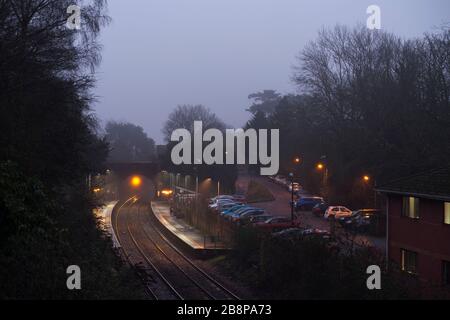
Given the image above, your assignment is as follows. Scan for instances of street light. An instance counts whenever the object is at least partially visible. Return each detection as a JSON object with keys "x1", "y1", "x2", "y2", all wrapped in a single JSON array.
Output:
[
  {"x1": 362, "y1": 174, "x2": 377, "y2": 207},
  {"x1": 293, "y1": 156, "x2": 302, "y2": 164},
  {"x1": 316, "y1": 162, "x2": 328, "y2": 198}
]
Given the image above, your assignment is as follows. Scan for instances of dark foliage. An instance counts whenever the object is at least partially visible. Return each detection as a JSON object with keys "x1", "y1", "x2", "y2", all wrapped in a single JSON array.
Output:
[{"x1": 0, "y1": 1, "x2": 144, "y2": 298}]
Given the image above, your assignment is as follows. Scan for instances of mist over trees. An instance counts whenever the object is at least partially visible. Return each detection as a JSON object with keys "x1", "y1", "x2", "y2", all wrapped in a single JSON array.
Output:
[
  {"x1": 247, "y1": 25, "x2": 450, "y2": 205},
  {"x1": 0, "y1": 0, "x2": 143, "y2": 298},
  {"x1": 162, "y1": 104, "x2": 237, "y2": 194},
  {"x1": 162, "y1": 104, "x2": 226, "y2": 142},
  {"x1": 105, "y1": 121, "x2": 156, "y2": 162},
  {"x1": 246, "y1": 90, "x2": 282, "y2": 116}
]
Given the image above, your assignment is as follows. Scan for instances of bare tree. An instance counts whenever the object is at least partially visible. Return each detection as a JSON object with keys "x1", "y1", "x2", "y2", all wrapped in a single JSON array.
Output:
[{"x1": 162, "y1": 104, "x2": 226, "y2": 142}]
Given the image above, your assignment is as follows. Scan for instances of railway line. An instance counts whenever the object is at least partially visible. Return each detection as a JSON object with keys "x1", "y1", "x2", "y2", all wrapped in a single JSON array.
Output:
[{"x1": 113, "y1": 197, "x2": 240, "y2": 300}]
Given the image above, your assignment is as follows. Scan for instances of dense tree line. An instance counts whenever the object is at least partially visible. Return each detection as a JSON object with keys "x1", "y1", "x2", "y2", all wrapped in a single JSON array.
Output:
[
  {"x1": 105, "y1": 121, "x2": 156, "y2": 162},
  {"x1": 247, "y1": 25, "x2": 450, "y2": 206},
  {"x1": 0, "y1": 0, "x2": 143, "y2": 298}
]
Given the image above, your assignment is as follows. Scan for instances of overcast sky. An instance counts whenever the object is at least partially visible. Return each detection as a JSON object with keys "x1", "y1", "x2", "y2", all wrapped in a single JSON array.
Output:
[{"x1": 94, "y1": 0, "x2": 450, "y2": 143}]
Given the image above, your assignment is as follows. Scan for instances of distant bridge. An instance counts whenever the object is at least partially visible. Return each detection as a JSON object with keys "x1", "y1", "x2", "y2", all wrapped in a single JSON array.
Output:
[
  {"x1": 106, "y1": 161, "x2": 160, "y2": 200},
  {"x1": 106, "y1": 161, "x2": 160, "y2": 179}
]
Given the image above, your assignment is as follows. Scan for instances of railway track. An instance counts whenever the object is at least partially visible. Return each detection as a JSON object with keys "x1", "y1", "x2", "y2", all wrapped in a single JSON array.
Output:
[
  {"x1": 114, "y1": 197, "x2": 181, "y2": 300},
  {"x1": 113, "y1": 197, "x2": 240, "y2": 300}
]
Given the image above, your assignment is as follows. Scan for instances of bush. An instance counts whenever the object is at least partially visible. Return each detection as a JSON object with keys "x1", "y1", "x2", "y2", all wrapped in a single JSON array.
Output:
[
  {"x1": 226, "y1": 227, "x2": 422, "y2": 299},
  {"x1": 0, "y1": 161, "x2": 145, "y2": 299}
]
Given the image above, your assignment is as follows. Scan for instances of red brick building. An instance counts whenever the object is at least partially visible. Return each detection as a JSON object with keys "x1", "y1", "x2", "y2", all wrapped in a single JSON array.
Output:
[{"x1": 376, "y1": 168, "x2": 450, "y2": 286}]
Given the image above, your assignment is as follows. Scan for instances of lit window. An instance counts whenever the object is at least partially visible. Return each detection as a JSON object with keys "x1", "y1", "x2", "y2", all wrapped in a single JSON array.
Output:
[
  {"x1": 401, "y1": 249, "x2": 418, "y2": 274},
  {"x1": 402, "y1": 197, "x2": 419, "y2": 219},
  {"x1": 445, "y1": 203, "x2": 450, "y2": 225}
]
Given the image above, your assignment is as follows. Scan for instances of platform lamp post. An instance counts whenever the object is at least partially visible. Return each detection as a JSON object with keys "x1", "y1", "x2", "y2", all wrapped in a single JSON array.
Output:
[
  {"x1": 217, "y1": 180, "x2": 220, "y2": 196},
  {"x1": 291, "y1": 156, "x2": 302, "y2": 225},
  {"x1": 194, "y1": 166, "x2": 199, "y2": 227},
  {"x1": 289, "y1": 172, "x2": 295, "y2": 225}
]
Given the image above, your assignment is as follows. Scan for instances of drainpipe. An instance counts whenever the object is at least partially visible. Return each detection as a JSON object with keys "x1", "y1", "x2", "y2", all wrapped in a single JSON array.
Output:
[{"x1": 385, "y1": 195, "x2": 389, "y2": 271}]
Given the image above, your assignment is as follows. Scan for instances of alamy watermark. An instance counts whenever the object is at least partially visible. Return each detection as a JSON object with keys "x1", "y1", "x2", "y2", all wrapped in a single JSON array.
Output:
[
  {"x1": 366, "y1": 265, "x2": 381, "y2": 290},
  {"x1": 66, "y1": 5, "x2": 81, "y2": 30},
  {"x1": 367, "y1": 5, "x2": 381, "y2": 30},
  {"x1": 170, "y1": 121, "x2": 279, "y2": 176},
  {"x1": 66, "y1": 265, "x2": 81, "y2": 290}
]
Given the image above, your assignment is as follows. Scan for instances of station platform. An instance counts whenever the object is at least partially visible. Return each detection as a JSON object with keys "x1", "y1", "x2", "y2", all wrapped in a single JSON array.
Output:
[
  {"x1": 94, "y1": 201, "x2": 120, "y2": 248},
  {"x1": 150, "y1": 201, "x2": 230, "y2": 256}
]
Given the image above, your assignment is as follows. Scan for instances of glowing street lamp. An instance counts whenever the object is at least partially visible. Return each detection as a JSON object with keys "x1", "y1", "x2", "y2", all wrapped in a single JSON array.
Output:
[
  {"x1": 294, "y1": 156, "x2": 301, "y2": 164},
  {"x1": 363, "y1": 175, "x2": 370, "y2": 183},
  {"x1": 317, "y1": 163, "x2": 324, "y2": 170}
]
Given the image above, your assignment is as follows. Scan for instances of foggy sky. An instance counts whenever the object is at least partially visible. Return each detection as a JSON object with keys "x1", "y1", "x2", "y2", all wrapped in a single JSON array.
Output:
[{"x1": 94, "y1": 0, "x2": 450, "y2": 143}]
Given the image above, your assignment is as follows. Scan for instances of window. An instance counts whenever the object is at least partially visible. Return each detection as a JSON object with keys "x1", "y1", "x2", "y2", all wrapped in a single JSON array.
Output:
[
  {"x1": 445, "y1": 202, "x2": 450, "y2": 225},
  {"x1": 402, "y1": 197, "x2": 419, "y2": 219},
  {"x1": 401, "y1": 249, "x2": 418, "y2": 274},
  {"x1": 443, "y1": 261, "x2": 450, "y2": 286}
]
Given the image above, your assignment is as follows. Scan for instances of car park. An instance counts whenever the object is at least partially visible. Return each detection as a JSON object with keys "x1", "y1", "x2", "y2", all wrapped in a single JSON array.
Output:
[
  {"x1": 216, "y1": 202, "x2": 243, "y2": 212},
  {"x1": 220, "y1": 204, "x2": 246, "y2": 215},
  {"x1": 255, "y1": 216, "x2": 301, "y2": 232},
  {"x1": 295, "y1": 197, "x2": 324, "y2": 211},
  {"x1": 231, "y1": 209, "x2": 265, "y2": 222},
  {"x1": 312, "y1": 202, "x2": 329, "y2": 216},
  {"x1": 272, "y1": 227, "x2": 330, "y2": 240},
  {"x1": 228, "y1": 207, "x2": 263, "y2": 220},
  {"x1": 220, "y1": 204, "x2": 252, "y2": 216},
  {"x1": 247, "y1": 215, "x2": 274, "y2": 225},
  {"x1": 209, "y1": 195, "x2": 235, "y2": 203},
  {"x1": 222, "y1": 206, "x2": 257, "y2": 219},
  {"x1": 339, "y1": 209, "x2": 381, "y2": 232},
  {"x1": 208, "y1": 198, "x2": 236, "y2": 209},
  {"x1": 324, "y1": 206, "x2": 352, "y2": 219}
]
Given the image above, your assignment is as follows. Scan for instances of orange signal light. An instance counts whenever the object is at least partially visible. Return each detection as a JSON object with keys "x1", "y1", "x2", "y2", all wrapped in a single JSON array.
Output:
[{"x1": 131, "y1": 176, "x2": 142, "y2": 187}]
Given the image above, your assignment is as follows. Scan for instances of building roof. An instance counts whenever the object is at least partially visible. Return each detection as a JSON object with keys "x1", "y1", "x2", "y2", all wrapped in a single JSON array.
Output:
[{"x1": 375, "y1": 168, "x2": 450, "y2": 201}]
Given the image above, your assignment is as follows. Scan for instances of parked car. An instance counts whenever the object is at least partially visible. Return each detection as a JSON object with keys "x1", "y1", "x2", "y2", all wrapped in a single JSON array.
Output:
[
  {"x1": 220, "y1": 204, "x2": 249, "y2": 216},
  {"x1": 295, "y1": 197, "x2": 324, "y2": 211},
  {"x1": 208, "y1": 198, "x2": 236, "y2": 209},
  {"x1": 232, "y1": 209, "x2": 265, "y2": 222},
  {"x1": 247, "y1": 215, "x2": 274, "y2": 225},
  {"x1": 255, "y1": 216, "x2": 300, "y2": 232},
  {"x1": 312, "y1": 202, "x2": 329, "y2": 216},
  {"x1": 209, "y1": 194, "x2": 245, "y2": 204},
  {"x1": 209, "y1": 195, "x2": 235, "y2": 203},
  {"x1": 272, "y1": 227, "x2": 330, "y2": 240},
  {"x1": 228, "y1": 207, "x2": 263, "y2": 221},
  {"x1": 220, "y1": 203, "x2": 243, "y2": 213},
  {"x1": 339, "y1": 209, "x2": 381, "y2": 232},
  {"x1": 288, "y1": 182, "x2": 301, "y2": 193},
  {"x1": 222, "y1": 206, "x2": 258, "y2": 219},
  {"x1": 216, "y1": 202, "x2": 243, "y2": 212},
  {"x1": 324, "y1": 206, "x2": 352, "y2": 219}
]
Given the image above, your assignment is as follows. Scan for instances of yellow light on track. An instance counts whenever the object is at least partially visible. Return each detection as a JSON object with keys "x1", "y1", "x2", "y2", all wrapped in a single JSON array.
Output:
[
  {"x1": 161, "y1": 189, "x2": 173, "y2": 196},
  {"x1": 131, "y1": 176, "x2": 142, "y2": 187}
]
